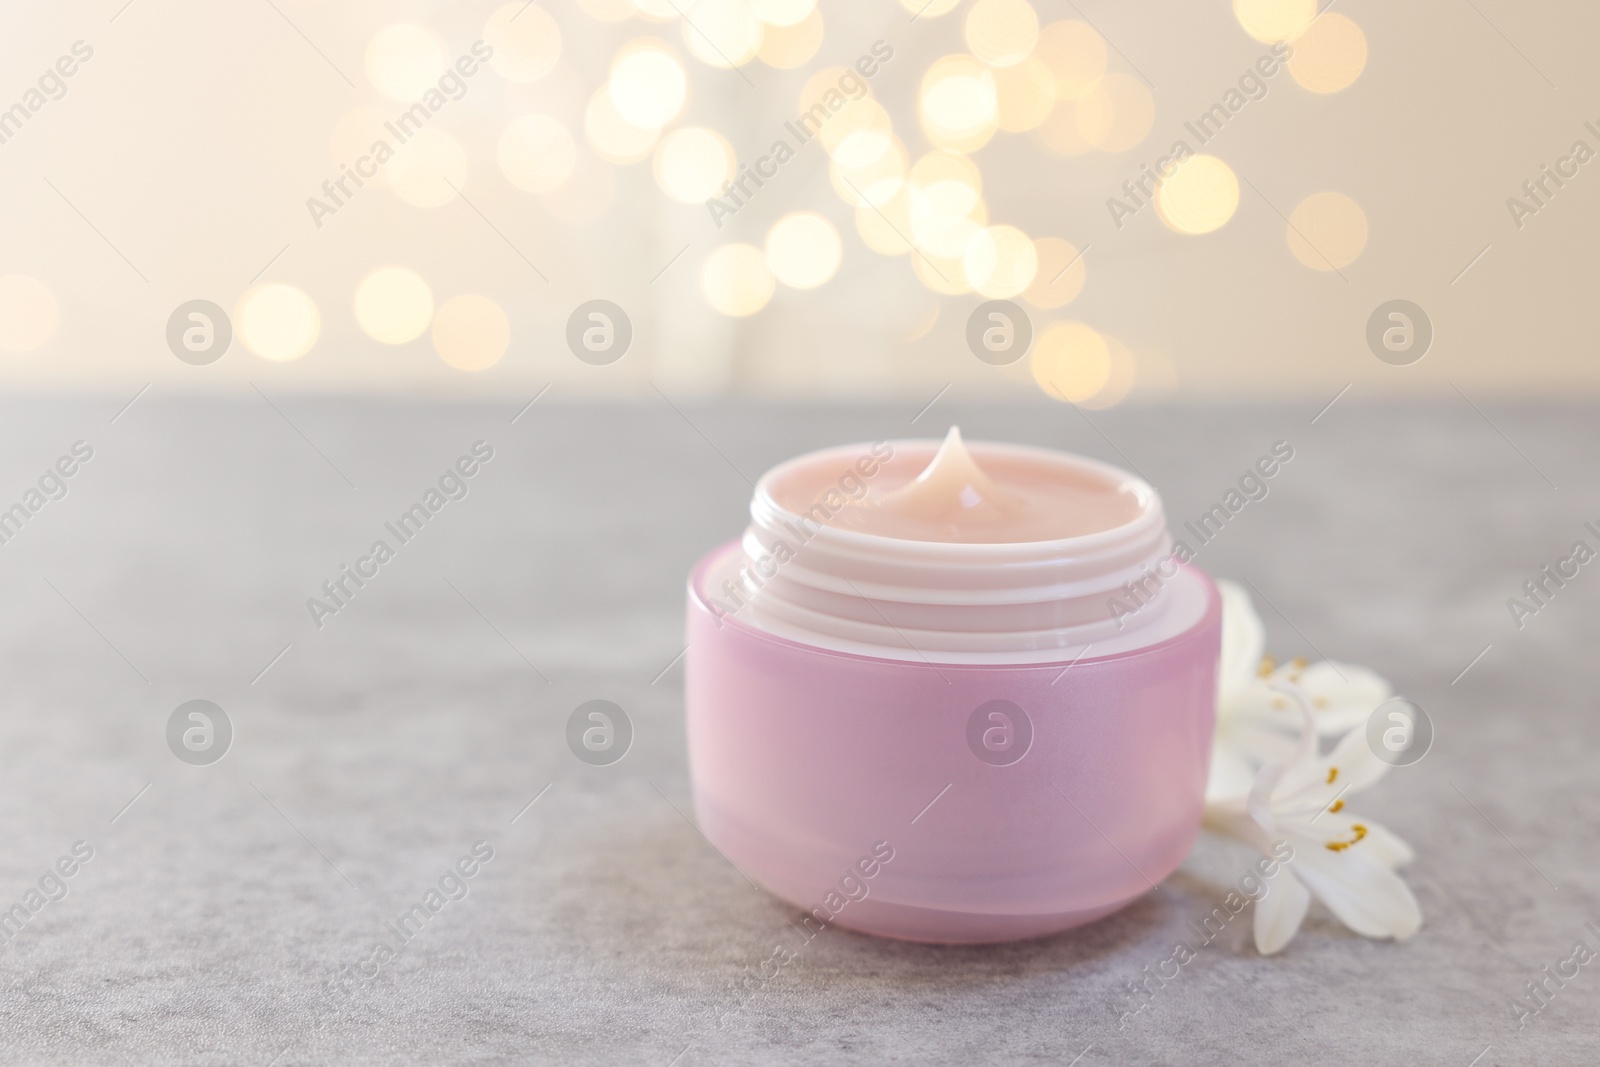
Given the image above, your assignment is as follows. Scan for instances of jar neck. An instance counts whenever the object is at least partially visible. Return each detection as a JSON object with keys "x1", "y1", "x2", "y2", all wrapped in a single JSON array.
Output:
[{"x1": 719, "y1": 441, "x2": 1178, "y2": 657}]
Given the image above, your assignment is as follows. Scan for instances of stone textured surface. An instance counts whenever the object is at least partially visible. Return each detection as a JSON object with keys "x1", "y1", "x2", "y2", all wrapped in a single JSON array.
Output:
[{"x1": 0, "y1": 396, "x2": 1593, "y2": 1065}]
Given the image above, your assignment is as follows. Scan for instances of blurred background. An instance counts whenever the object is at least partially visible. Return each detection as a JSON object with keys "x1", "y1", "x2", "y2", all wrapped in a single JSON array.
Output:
[
  {"x1": 4, "y1": 5, "x2": 1599, "y2": 1063},
  {"x1": 1, "y1": 0, "x2": 1592, "y2": 402}
]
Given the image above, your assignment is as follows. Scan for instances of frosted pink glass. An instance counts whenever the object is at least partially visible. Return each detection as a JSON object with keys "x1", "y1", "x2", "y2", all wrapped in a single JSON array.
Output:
[{"x1": 684, "y1": 543, "x2": 1221, "y2": 944}]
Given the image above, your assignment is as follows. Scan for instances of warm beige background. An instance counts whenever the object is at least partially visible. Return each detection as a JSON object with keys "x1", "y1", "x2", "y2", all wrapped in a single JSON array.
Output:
[{"x1": 0, "y1": 0, "x2": 1591, "y2": 401}]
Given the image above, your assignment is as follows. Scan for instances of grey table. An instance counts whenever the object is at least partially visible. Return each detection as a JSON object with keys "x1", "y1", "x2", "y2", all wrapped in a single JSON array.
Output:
[{"x1": 0, "y1": 397, "x2": 1593, "y2": 1065}]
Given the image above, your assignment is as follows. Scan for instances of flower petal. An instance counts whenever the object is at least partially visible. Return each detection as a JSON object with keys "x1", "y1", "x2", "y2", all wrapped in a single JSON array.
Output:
[
  {"x1": 1206, "y1": 738, "x2": 1259, "y2": 803},
  {"x1": 1262, "y1": 684, "x2": 1324, "y2": 798},
  {"x1": 1298, "y1": 661, "x2": 1391, "y2": 735},
  {"x1": 1247, "y1": 758, "x2": 1288, "y2": 836},
  {"x1": 1323, "y1": 725, "x2": 1390, "y2": 791},
  {"x1": 1231, "y1": 675, "x2": 1292, "y2": 721},
  {"x1": 1254, "y1": 870, "x2": 1311, "y2": 955},
  {"x1": 1203, "y1": 794, "x2": 1276, "y2": 854},
  {"x1": 1288, "y1": 810, "x2": 1414, "y2": 868},
  {"x1": 1288, "y1": 840, "x2": 1423, "y2": 941},
  {"x1": 1217, "y1": 580, "x2": 1265, "y2": 707},
  {"x1": 1214, "y1": 714, "x2": 1299, "y2": 783},
  {"x1": 1360, "y1": 819, "x2": 1415, "y2": 868},
  {"x1": 1278, "y1": 725, "x2": 1391, "y2": 813}
]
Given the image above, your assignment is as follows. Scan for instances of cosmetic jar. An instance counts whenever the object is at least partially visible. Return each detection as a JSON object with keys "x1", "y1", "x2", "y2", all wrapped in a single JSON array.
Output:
[{"x1": 684, "y1": 432, "x2": 1220, "y2": 943}]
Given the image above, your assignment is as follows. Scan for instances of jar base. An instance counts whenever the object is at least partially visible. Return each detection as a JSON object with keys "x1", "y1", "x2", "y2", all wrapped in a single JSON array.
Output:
[
  {"x1": 697, "y1": 791, "x2": 1180, "y2": 946},
  {"x1": 819, "y1": 896, "x2": 1129, "y2": 945},
  {"x1": 686, "y1": 546, "x2": 1222, "y2": 948}
]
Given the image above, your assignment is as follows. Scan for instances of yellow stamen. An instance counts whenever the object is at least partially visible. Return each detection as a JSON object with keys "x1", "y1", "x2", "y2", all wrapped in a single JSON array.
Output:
[
  {"x1": 1329, "y1": 799, "x2": 1344, "y2": 812},
  {"x1": 1326, "y1": 767, "x2": 1338, "y2": 784},
  {"x1": 1258, "y1": 655, "x2": 1276, "y2": 678},
  {"x1": 1325, "y1": 823, "x2": 1367, "y2": 852},
  {"x1": 1292, "y1": 657, "x2": 1308, "y2": 670}
]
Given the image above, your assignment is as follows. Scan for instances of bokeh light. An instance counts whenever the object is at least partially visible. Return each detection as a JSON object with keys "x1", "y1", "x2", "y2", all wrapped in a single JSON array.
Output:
[
  {"x1": 586, "y1": 86, "x2": 660, "y2": 163},
  {"x1": 897, "y1": 0, "x2": 961, "y2": 17},
  {"x1": 1031, "y1": 321, "x2": 1109, "y2": 402},
  {"x1": 821, "y1": 98, "x2": 894, "y2": 169},
  {"x1": 919, "y1": 55, "x2": 999, "y2": 153},
  {"x1": 965, "y1": 0, "x2": 1040, "y2": 68},
  {"x1": 1076, "y1": 73, "x2": 1155, "y2": 153},
  {"x1": 993, "y1": 55, "x2": 1056, "y2": 131},
  {"x1": 578, "y1": 0, "x2": 635, "y2": 20},
  {"x1": 1035, "y1": 20, "x2": 1106, "y2": 100},
  {"x1": 681, "y1": 0, "x2": 762, "y2": 69},
  {"x1": 632, "y1": 0, "x2": 680, "y2": 20},
  {"x1": 912, "y1": 249, "x2": 974, "y2": 295},
  {"x1": 907, "y1": 152, "x2": 986, "y2": 267},
  {"x1": 1288, "y1": 13, "x2": 1368, "y2": 93},
  {"x1": 387, "y1": 128, "x2": 467, "y2": 207},
  {"x1": 1081, "y1": 335, "x2": 1136, "y2": 409},
  {"x1": 855, "y1": 190, "x2": 915, "y2": 255},
  {"x1": 485, "y1": 4, "x2": 562, "y2": 82},
  {"x1": 330, "y1": 108, "x2": 393, "y2": 186},
  {"x1": 702, "y1": 244, "x2": 775, "y2": 316},
  {"x1": 910, "y1": 150, "x2": 983, "y2": 195},
  {"x1": 499, "y1": 115, "x2": 576, "y2": 192},
  {"x1": 756, "y1": 8, "x2": 823, "y2": 67},
  {"x1": 609, "y1": 40, "x2": 687, "y2": 128},
  {"x1": 432, "y1": 294, "x2": 510, "y2": 371},
  {"x1": 1033, "y1": 101, "x2": 1094, "y2": 155},
  {"x1": 1286, "y1": 191, "x2": 1368, "y2": 270},
  {"x1": 365, "y1": 24, "x2": 446, "y2": 101},
  {"x1": 653, "y1": 127, "x2": 735, "y2": 202},
  {"x1": 964, "y1": 224, "x2": 1038, "y2": 298},
  {"x1": 798, "y1": 67, "x2": 864, "y2": 117},
  {"x1": 831, "y1": 139, "x2": 907, "y2": 207},
  {"x1": 354, "y1": 268, "x2": 433, "y2": 344},
  {"x1": 909, "y1": 181, "x2": 987, "y2": 259},
  {"x1": 237, "y1": 284, "x2": 319, "y2": 362},
  {"x1": 1023, "y1": 237, "x2": 1087, "y2": 308},
  {"x1": 0, "y1": 275, "x2": 58, "y2": 352},
  {"x1": 1155, "y1": 154, "x2": 1239, "y2": 235},
  {"x1": 766, "y1": 212, "x2": 843, "y2": 289},
  {"x1": 753, "y1": 0, "x2": 815, "y2": 27},
  {"x1": 1233, "y1": 0, "x2": 1315, "y2": 43}
]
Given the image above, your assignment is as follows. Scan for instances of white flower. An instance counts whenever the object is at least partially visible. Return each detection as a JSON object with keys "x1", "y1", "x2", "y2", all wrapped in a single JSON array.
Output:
[
  {"x1": 1209, "y1": 580, "x2": 1393, "y2": 801},
  {"x1": 1204, "y1": 683, "x2": 1422, "y2": 955}
]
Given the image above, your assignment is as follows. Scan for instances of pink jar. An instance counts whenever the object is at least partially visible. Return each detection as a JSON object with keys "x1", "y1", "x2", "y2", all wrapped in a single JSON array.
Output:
[{"x1": 684, "y1": 437, "x2": 1220, "y2": 944}]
